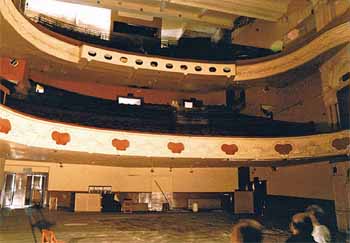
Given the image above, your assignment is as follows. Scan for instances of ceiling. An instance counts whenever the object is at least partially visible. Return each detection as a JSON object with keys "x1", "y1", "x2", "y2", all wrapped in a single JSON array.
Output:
[
  {"x1": 59, "y1": 0, "x2": 291, "y2": 27},
  {"x1": 55, "y1": 0, "x2": 292, "y2": 45}
]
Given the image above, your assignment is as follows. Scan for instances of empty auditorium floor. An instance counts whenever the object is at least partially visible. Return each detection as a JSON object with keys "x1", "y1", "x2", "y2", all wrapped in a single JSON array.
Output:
[{"x1": 0, "y1": 208, "x2": 348, "y2": 243}]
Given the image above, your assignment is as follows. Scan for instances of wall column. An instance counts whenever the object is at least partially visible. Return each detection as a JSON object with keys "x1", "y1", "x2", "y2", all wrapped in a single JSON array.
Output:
[
  {"x1": 312, "y1": 0, "x2": 336, "y2": 31},
  {"x1": 0, "y1": 158, "x2": 5, "y2": 207},
  {"x1": 319, "y1": 44, "x2": 350, "y2": 130},
  {"x1": 332, "y1": 161, "x2": 350, "y2": 232}
]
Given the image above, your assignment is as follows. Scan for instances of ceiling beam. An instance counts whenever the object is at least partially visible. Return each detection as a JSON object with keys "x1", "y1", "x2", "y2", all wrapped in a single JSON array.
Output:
[{"x1": 168, "y1": 0, "x2": 291, "y2": 21}]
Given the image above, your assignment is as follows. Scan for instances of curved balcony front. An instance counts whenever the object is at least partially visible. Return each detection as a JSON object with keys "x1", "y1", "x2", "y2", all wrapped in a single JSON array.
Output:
[
  {"x1": 0, "y1": 105, "x2": 348, "y2": 166},
  {"x1": 1, "y1": 0, "x2": 349, "y2": 84}
]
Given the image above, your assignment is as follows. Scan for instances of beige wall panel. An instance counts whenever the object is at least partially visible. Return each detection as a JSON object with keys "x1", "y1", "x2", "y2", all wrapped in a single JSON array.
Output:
[
  {"x1": 4, "y1": 161, "x2": 237, "y2": 193},
  {"x1": 117, "y1": 168, "x2": 153, "y2": 192},
  {"x1": 49, "y1": 164, "x2": 154, "y2": 192},
  {"x1": 233, "y1": 20, "x2": 287, "y2": 49},
  {"x1": 172, "y1": 168, "x2": 238, "y2": 192},
  {"x1": 5, "y1": 165, "x2": 49, "y2": 173},
  {"x1": 48, "y1": 163, "x2": 119, "y2": 192},
  {"x1": 232, "y1": 0, "x2": 313, "y2": 49},
  {"x1": 243, "y1": 72, "x2": 329, "y2": 129},
  {"x1": 4, "y1": 160, "x2": 51, "y2": 174},
  {"x1": 251, "y1": 162, "x2": 334, "y2": 200}
]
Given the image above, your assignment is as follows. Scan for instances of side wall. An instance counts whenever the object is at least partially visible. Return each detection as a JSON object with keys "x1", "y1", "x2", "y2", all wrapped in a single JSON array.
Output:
[
  {"x1": 4, "y1": 160, "x2": 238, "y2": 193},
  {"x1": 251, "y1": 161, "x2": 334, "y2": 200},
  {"x1": 31, "y1": 75, "x2": 227, "y2": 105},
  {"x1": 232, "y1": 0, "x2": 349, "y2": 49},
  {"x1": 242, "y1": 71, "x2": 329, "y2": 130}
]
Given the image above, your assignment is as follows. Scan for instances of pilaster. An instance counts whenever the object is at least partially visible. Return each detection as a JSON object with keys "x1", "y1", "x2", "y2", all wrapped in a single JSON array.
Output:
[{"x1": 332, "y1": 161, "x2": 350, "y2": 232}]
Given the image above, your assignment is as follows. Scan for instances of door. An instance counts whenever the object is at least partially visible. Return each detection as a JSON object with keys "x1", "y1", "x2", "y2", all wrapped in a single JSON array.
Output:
[
  {"x1": 2, "y1": 173, "x2": 47, "y2": 208},
  {"x1": 11, "y1": 174, "x2": 27, "y2": 208},
  {"x1": 25, "y1": 174, "x2": 47, "y2": 207},
  {"x1": 337, "y1": 86, "x2": 349, "y2": 129},
  {"x1": 2, "y1": 174, "x2": 15, "y2": 207}
]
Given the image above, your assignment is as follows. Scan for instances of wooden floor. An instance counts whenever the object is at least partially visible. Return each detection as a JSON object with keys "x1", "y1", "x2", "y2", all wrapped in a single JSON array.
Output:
[{"x1": 0, "y1": 208, "x2": 348, "y2": 243}]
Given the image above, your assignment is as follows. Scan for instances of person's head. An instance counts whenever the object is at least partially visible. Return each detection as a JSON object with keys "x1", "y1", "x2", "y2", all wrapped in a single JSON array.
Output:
[
  {"x1": 305, "y1": 204, "x2": 326, "y2": 225},
  {"x1": 231, "y1": 219, "x2": 263, "y2": 243},
  {"x1": 289, "y1": 213, "x2": 314, "y2": 236}
]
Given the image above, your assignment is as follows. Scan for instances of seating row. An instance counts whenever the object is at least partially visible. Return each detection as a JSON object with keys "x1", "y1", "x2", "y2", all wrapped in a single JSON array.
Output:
[{"x1": 5, "y1": 86, "x2": 315, "y2": 136}]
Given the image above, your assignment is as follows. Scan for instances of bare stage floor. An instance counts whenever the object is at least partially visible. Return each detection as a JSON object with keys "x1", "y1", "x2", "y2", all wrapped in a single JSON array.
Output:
[{"x1": 0, "y1": 208, "x2": 348, "y2": 243}]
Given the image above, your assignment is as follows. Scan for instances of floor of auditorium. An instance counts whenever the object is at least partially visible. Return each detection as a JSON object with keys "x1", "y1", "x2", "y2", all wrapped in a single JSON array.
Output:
[{"x1": 0, "y1": 208, "x2": 348, "y2": 243}]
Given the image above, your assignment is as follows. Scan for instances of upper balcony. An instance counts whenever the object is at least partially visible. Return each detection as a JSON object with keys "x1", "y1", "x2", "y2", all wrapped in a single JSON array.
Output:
[{"x1": 1, "y1": 0, "x2": 349, "y2": 93}]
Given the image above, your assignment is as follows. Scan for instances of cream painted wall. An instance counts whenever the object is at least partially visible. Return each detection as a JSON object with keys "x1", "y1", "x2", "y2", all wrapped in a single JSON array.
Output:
[
  {"x1": 4, "y1": 160, "x2": 238, "y2": 193},
  {"x1": 232, "y1": 0, "x2": 349, "y2": 49},
  {"x1": 232, "y1": 0, "x2": 312, "y2": 49},
  {"x1": 251, "y1": 161, "x2": 334, "y2": 200},
  {"x1": 48, "y1": 164, "x2": 153, "y2": 192},
  {"x1": 172, "y1": 168, "x2": 238, "y2": 192},
  {"x1": 233, "y1": 20, "x2": 288, "y2": 50},
  {"x1": 243, "y1": 71, "x2": 329, "y2": 130}
]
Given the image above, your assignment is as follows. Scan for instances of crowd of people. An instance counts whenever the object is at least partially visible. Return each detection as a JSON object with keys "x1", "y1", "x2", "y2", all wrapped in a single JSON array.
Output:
[{"x1": 231, "y1": 205, "x2": 331, "y2": 243}]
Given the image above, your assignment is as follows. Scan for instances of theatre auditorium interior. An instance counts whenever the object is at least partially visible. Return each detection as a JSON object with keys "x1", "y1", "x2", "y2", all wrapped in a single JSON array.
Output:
[{"x1": 0, "y1": 0, "x2": 349, "y2": 242}]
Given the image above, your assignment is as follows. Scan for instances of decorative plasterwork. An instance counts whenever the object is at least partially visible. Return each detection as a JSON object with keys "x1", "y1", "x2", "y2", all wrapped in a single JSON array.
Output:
[
  {"x1": 112, "y1": 139, "x2": 130, "y2": 151},
  {"x1": 51, "y1": 131, "x2": 70, "y2": 145},
  {"x1": 0, "y1": 118, "x2": 11, "y2": 134},
  {"x1": 0, "y1": 105, "x2": 348, "y2": 162},
  {"x1": 221, "y1": 144, "x2": 239, "y2": 155},
  {"x1": 168, "y1": 142, "x2": 185, "y2": 154},
  {"x1": 332, "y1": 137, "x2": 350, "y2": 151},
  {"x1": 274, "y1": 144, "x2": 293, "y2": 155}
]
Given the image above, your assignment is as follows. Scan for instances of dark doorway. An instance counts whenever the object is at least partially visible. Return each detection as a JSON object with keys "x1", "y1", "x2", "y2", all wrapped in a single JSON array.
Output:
[
  {"x1": 238, "y1": 167, "x2": 250, "y2": 191},
  {"x1": 251, "y1": 177, "x2": 267, "y2": 216},
  {"x1": 337, "y1": 86, "x2": 349, "y2": 129}
]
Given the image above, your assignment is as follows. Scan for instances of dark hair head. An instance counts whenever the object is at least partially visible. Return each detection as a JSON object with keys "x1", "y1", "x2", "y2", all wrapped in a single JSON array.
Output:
[
  {"x1": 231, "y1": 219, "x2": 263, "y2": 243},
  {"x1": 291, "y1": 213, "x2": 314, "y2": 235},
  {"x1": 306, "y1": 205, "x2": 325, "y2": 224}
]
